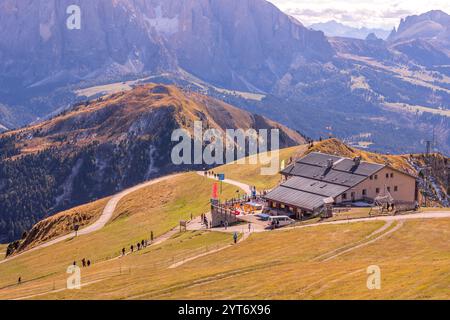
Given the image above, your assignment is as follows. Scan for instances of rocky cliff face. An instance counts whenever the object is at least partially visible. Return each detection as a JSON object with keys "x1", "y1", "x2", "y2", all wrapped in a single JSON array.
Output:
[
  {"x1": 0, "y1": 2, "x2": 448, "y2": 156},
  {"x1": 0, "y1": 0, "x2": 332, "y2": 127},
  {"x1": 388, "y1": 10, "x2": 450, "y2": 59}
]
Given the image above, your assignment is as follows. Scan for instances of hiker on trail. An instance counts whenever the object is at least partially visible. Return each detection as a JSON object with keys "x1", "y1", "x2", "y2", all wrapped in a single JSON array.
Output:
[
  {"x1": 73, "y1": 261, "x2": 77, "y2": 266},
  {"x1": 87, "y1": 260, "x2": 91, "y2": 267},
  {"x1": 141, "y1": 240, "x2": 145, "y2": 248},
  {"x1": 131, "y1": 245, "x2": 134, "y2": 253},
  {"x1": 122, "y1": 248, "x2": 126, "y2": 256},
  {"x1": 137, "y1": 243, "x2": 141, "y2": 251},
  {"x1": 248, "y1": 223, "x2": 252, "y2": 233},
  {"x1": 151, "y1": 231, "x2": 154, "y2": 242},
  {"x1": 82, "y1": 258, "x2": 86, "y2": 268},
  {"x1": 18, "y1": 277, "x2": 21, "y2": 285},
  {"x1": 224, "y1": 221, "x2": 228, "y2": 230},
  {"x1": 233, "y1": 232, "x2": 238, "y2": 244}
]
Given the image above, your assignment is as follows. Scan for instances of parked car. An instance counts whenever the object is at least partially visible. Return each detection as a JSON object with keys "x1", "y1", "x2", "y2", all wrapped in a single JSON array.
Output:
[{"x1": 267, "y1": 216, "x2": 295, "y2": 229}]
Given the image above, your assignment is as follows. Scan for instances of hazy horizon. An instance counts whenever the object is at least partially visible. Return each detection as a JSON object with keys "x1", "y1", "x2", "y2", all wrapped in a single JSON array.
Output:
[{"x1": 268, "y1": 0, "x2": 450, "y2": 30}]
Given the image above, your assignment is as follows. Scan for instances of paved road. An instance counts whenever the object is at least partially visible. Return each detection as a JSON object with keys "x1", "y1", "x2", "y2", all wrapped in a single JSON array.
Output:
[
  {"x1": 283, "y1": 210, "x2": 450, "y2": 233},
  {"x1": 0, "y1": 174, "x2": 182, "y2": 265}
]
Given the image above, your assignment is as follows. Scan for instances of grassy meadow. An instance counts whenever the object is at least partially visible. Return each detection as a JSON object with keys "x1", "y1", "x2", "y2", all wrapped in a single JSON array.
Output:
[
  {"x1": 0, "y1": 145, "x2": 449, "y2": 300},
  {"x1": 0, "y1": 172, "x2": 238, "y2": 298}
]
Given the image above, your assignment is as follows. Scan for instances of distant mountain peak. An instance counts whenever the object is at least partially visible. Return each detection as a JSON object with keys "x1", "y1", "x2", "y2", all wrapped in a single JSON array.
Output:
[
  {"x1": 388, "y1": 10, "x2": 450, "y2": 43},
  {"x1": 309, "y1": 20, "x2": 390, "y2": 40}
]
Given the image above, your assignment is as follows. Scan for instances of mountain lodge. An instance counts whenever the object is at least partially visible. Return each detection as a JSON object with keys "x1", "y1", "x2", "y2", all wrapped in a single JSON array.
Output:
[{"x1": 264, "y1": 152, "x2": 418, "y2": 218}]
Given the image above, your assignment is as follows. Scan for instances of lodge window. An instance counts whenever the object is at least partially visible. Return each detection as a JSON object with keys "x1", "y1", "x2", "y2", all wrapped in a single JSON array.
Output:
[
  {"x1": 376, "y1": 188, "x2": 380, "y2": 194},
  {"x1": 386, "y1": 173, "x2": 389, "y2": 178},
  {"x1": 374, "y1": 175, "x2": 378, "y2": 180},
  {"x1": 362, "y1": 189, "x2": 367, "y2": 196},
  {"x1": 370, "y1": 175, "x2": 373, "y2": 180},
  {"x1": 391, "y1": 173, "x2": 394, "y2": 178},
  {"x1": 387, "y1": 187, "x2": 391, "y2": 192},
  {"x1": 394, "y1": 186, "x2": 398, "y2": 192},
  {"x1": 342, "y1": 193, "x2": 347, "y2": 200}
]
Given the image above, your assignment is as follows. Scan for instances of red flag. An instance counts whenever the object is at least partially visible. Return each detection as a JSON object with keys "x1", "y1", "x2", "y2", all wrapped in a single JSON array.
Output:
[{"x1": 212, "y1": 182, "x2": 219, "y2": 199}]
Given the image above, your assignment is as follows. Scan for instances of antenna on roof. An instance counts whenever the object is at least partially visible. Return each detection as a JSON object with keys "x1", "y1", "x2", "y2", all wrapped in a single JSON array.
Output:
[{"x1": 327, "y1": 159, "x2": 334, "y2": 169}]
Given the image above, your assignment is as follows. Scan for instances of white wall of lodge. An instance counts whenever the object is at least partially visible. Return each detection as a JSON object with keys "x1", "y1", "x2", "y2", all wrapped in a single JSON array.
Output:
[{"x1": 334, "y1": 167, "x2": 417, "y2": 204}]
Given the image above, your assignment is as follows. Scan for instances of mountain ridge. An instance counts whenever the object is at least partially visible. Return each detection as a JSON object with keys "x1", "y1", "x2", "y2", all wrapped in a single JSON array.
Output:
[
  {"x1": 0, "y1": 2, "x2": 449, "y2": 155},
  {"x1": 0, "y1": 83, "x2": 305, "y2": 242}
]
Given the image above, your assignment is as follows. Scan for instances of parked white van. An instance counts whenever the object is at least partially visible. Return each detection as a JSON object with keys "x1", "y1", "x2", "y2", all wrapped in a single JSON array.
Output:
[{"x1": 268, "y1": 216, "x2": 295, "y2": 229}]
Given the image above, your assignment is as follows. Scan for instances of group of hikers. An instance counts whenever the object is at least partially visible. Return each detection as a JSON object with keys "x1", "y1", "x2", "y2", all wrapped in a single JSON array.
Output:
[
  {"x1": 124, "y1": 239, "x2": 149, "y2": 256},
  {"x1": 121, "y1": 232, "x2": 155, "y2": 257},
  {"x1": 78, "y1": 258, "x2": 92, "y2": 268},
  {"x1": 204, "y1": 170, "x2": 217, "y2": 178}
]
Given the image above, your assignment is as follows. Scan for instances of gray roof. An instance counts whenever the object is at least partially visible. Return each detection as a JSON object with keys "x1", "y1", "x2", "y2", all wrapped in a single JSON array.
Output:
[
  {"x1": 265, "y1": 175, "x2": 350, "y2": 211},
  {"x1": 266, "y1": 152, "x2": 386, "y2": 211},
  {"x1": 281, "y1": 152, "x2": 385, "y2": 188},
  {"x1": 265, "y1": 186, "x2": 329, "y2": 211},
  {"x1": 283, "y1": 176, "x2": 349, "y2": 198}
]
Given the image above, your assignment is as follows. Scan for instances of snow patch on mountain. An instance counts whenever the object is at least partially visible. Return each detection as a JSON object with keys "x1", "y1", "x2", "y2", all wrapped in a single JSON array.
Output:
[{"x1": 144, "y1": 5, "x2": 179, "y2": 35}]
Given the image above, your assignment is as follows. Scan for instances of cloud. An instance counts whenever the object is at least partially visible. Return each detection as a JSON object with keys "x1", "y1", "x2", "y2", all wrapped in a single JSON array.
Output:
[{"x1": 268, "y1": 0, "x2": 450, "y2": 29}]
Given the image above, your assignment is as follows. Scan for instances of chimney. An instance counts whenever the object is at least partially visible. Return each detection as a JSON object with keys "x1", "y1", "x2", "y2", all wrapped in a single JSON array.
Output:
[
  {"x1": 327, "y1": 159, "x2": 334, "y2": 169},
  {"x1": 353, "y1": 156, "x2": 361, "y2": 166}
]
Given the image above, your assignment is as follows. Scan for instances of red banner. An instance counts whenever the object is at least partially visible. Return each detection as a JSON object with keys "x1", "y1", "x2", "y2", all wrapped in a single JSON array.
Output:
[{"x1": 212, "y1": 182, "x2": 219, "y2": 199}]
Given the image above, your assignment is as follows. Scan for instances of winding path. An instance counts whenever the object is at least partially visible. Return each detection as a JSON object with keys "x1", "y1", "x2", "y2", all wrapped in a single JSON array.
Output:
[
  {"x1": 198, "y1": 171, "x2": 252, "y2": 195},
  {"x1": 0, "y1": 174, "x2": 182, "y2": 265},
  {"x1": 283, "y1": 210, "x2": 450, "y2": 233}
]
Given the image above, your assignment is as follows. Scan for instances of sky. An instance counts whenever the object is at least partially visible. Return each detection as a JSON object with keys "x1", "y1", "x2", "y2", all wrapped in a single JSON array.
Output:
[{"x1": 267, "y1": 0, "x2": 450, "y2": 30}]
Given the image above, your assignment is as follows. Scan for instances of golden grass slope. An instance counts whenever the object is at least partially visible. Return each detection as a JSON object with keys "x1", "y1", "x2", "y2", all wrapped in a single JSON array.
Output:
[
  {"x1": 215, "y1": 144, "x2": 309, "y2": 191},
  {"x1": 7, "y1": 197, "x2": 110, "y2": 256},
  {"x1": 0, "y1": 144, "x2": 448, "y2": 300},
  {"x1": 0, "y1": 173, "x2": 238, "y2": 294},
  {"x1": 7, "y1": 217, "x2": 450, "y2": 300}
]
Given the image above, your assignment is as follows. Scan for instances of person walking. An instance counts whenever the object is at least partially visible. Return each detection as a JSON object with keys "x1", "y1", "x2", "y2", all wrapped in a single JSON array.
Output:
[
  {"x1": 130, "y1": 245, "x2": 134, "y2": 253},
  {"x1": 122, "y1": 247, "x2": 126, "y2": 256},
  {"x1": 82, "y1": 258, "x2": 86, "y2": 268},
  {"x1": 87, "y1": 260, "x2": 91, "y2": 267},
  {"x1": 233, "y1": 232, "x2": 238, "y2": 244},
  {"x1": 248, "y1": 223, "x2": 252, "y2": 233}
]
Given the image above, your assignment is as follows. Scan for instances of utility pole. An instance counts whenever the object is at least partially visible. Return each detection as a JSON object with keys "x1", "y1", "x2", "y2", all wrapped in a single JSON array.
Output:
[{"x1": 426, "y1": 141, "x2": 431, "y2": 155}]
